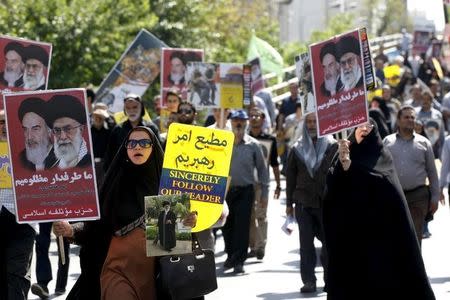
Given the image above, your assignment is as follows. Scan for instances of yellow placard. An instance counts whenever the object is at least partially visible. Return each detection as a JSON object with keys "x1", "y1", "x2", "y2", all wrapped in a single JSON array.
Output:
[
  {"x1": 0, "y1": 142, "x2": 12, "y2": 188},
  {"x1": 220, "y1": 84, "x2": 243, "y2": 109},
  {"x1": 160, "y1": 124, "x2": 234, "y2": 232}
]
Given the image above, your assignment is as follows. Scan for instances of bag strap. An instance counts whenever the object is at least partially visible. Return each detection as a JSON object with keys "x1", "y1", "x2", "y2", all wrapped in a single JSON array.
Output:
[{"x1": 191, "y1": 233, "x2": 204, "y2": 255}]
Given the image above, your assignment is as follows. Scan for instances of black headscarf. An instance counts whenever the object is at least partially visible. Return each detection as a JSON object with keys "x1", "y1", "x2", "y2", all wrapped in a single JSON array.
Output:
[
  {"x1": 323, "y1": 119, "x2": 435, "y2": 299},
  {"x1": 346, "y1": 118, "x2": 395, "y2": 178},
  {"x1": 101, "y1": 126, "x2": 164, "y2": 232}
]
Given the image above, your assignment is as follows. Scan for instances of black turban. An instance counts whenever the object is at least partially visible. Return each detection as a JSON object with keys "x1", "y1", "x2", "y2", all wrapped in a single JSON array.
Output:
[
  {"x1": 4, "y1": 42, "x2": 24, "y2": 57},
  {"x1": 336, "y1": 35, "x2": 361, "y2": 60},
  {"x1": 24, "y1": 44, "x2": 49, "y2": 67},
  {"x1": 18, "y1": 97, "x2": 47, "y2": 122},
  {"x1": 320, "y1": 42, "x2": 337, "y2": 63},
  {"x1": 46, "y1": 94, "x2": 86, "y2": 127}
]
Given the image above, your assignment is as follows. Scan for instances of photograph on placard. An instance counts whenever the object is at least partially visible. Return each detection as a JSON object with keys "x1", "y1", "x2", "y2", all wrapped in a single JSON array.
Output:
[
  {"x1": 0, "y1": 35, "x2": 52, "y2": 96},
  {"x1": 186, "y1": 62, "x2": 219, "y2": 108},
  {"x1": 295, "y1": 53, "x2": 315, "y2": 115},
  {"x1": 3, "y1": 89, "x2": 99, "y2": 223},
  {"x1": 160, "y1": 48, "x2": 203, "y2": 106},
  {"x1": 145, "y1": 193, "x2": 192, "y2": 257},
  {"x1": 95, "y1": 30, "x2": 166, "y2": 113},
  {"x1": 310, "y1": 29, "x2": 368, "y2": 137}
]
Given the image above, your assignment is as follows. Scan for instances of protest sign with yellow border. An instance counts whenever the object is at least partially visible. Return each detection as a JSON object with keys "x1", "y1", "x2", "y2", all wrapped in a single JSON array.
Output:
[
  {"x1": 0, "y1": 141, "x2": 11, "y2": 188},
  {"x1": 159, "y1": 123, "x2": 234, "y2": 232}
]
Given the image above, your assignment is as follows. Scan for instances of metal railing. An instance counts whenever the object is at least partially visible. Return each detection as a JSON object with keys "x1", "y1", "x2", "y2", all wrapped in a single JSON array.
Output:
[{"x1": 263, "y1": 33, "x2": 403, "y2": 103}]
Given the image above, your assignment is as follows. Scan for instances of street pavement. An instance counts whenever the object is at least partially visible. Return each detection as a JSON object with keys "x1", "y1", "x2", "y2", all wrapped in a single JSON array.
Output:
[{"x1": 29, "y1": 175, "x2": 450, "y2": 299}]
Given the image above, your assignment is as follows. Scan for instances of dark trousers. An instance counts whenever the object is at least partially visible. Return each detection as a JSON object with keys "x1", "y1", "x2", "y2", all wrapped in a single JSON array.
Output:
[
  {"x1": 0, "y1": 207, "x2": 36, "y2": 300},
  {"x1": 295, "y1": 205, "x2": 327, "y2": 285},
  {"x1": 35, "y1": 222, "x2": 70, "y2": 289},
  {"x1": 222, "y1": 185, "x2": 254, "y2": 265}
]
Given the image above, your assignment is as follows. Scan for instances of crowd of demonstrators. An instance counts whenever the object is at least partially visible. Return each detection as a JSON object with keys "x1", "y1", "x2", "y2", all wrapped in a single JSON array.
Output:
[{"x1": 6, "y1": 31, "x2": 450, "y2": 300}]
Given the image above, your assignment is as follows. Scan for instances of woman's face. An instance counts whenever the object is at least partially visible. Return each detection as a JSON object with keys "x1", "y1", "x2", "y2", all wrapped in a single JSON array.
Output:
[
  {"x1": 126, "y1": 130, "x2": 153, "y2": 165},
  {"x1": 355, "y1": 123, "x2": 374, "y2": 144}
]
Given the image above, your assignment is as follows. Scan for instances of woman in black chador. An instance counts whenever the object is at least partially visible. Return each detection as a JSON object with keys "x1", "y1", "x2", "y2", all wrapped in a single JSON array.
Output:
[{"x1": 323, "y1": 119, "x2": 435, "y2": 300}]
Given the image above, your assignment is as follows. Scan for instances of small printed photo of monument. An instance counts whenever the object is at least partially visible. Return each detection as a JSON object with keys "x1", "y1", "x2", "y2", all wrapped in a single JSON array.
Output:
[{"x1": 144, "y1": 193, "x2": 192, "y2": 257}]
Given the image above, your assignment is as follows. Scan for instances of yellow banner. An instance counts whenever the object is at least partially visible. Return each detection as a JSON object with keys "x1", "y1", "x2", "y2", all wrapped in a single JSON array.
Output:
[
  {"x1": 0, "y1": 142, "x2": 12, "y2": 188},
  {"x1": 160, "y1": 124, "x2": 234, "y2": 232}
]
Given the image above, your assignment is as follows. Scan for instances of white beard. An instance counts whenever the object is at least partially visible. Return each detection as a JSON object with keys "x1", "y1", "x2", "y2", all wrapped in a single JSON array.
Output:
[
  {"x1": 23, "y1": 70, "x2": 45, "y2": 90},
  {"x1": 170, "y1": 72, "x2": 184, "y2": 84},
  {"x1": 341, "y1": 64, "x2": 362, "y2": 91},
  {"x1": 127, "y1": 113, "x2": 140, "y2": 122},
  {"x1": 26, "y1": 139, "x2": 50, "y2": 169},
  {"x1": 54, "y1": 132, "x2": 83, "y2": 168},
  {"x1": 3, "y1": 69, "x2": 22, "y2": 87},
  {"x1": 324, "y1": 76, "x2": 338, "y2": 94}
]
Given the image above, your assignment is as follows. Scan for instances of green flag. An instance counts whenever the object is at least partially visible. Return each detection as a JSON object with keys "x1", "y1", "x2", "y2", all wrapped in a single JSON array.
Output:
[{"x1": 247, "y1": 35, "x2": 284, "y2": 77}]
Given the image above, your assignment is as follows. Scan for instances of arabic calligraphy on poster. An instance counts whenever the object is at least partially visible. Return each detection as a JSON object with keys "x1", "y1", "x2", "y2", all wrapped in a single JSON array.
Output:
[
  {"x1": 159, "y1": 123, "x2": 234, "y2": 232},
  {"x1": 4, "y1": 89, "x2": 100, "y2": 223}
]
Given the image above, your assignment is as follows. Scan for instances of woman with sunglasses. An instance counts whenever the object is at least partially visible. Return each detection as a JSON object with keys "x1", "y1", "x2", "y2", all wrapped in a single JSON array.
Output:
[
  {"x1": 54, "y1": 126, "x2": 197, "y2": 299},
  {"x1": 322, "y1": 119, "x2": 435, "y2": 299}
]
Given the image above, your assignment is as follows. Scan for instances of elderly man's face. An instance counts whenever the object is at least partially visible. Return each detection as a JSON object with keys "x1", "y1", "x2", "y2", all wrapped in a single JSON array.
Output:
[
  {"x1": 0, "y1": 118, "x2": 6, "y2": 141},
  {"x1": 22, "y1": 112, "x2": 51, "y2": 165},
  {"x1": 53, "y1": 117, "x2": 84, "y2": 165},
  {"x1": 5, "y1": 50, "x2": 23, "y2": 73},
  {"x1": 124, "y1": 100, "x2": 142, "y2": 122},
  {"x1": 340, "y1": 52, "x2": 360, "y2": 89},
  {"x1": 24, "y1": 59, "x2": 44, "y2": 89},
  {"x1": 231, "y1": 118, "x2": 247, "y2": 139},
  {"x1": 305, "y1": 113, "x2": 317, "y2": 138},
  {"x1": 322, "y1": 53, "x2": 339, "y2": 81}
]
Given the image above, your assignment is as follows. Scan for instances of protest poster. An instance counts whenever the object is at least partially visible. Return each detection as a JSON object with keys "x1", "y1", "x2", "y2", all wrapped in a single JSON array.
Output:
[
  {"x1": 412, "y1": 31, "x2": 432, "y2": 56},
  {"x1": 186, "y1": 62, "x2": 248, "y2": 109},
  {"x1": 310, "y1": 29, "x2": 369, "y2": 137},
  {"x1": 160, "y1": 48, "x2": 203, "y2": 106},
  {"x1": 0, "y1": 35, "x2": 52, "y2": 97},
  {"x1": 219, "y1": 63, "x2": 245, "y2": 108},
  {"x1": 186, "y1": 62, "x2": 219, "y2": 107},
  {"x1": 441, "y1": 24, "x2": 450, "y2": 70},
  {"x1": 0, "y1": 141, "x2": 11, "y2": 188},
  {"x1": 3, "y1": 89, "x2": 99, "y2": 223},
  {"x1": 159, "y1": 123, "x2": 234, "y2": 232},
  {"x1": 295, "y1": 53, "x2": 315, "y2": 115},
  {"x1": 248, "y1": 57, "x2": 265, "y2": 95},
  {"x1": 95, "y1": 29, "x2": 166, "y2": 113},
  {"x1": 145, "y1": 193, "x2": 192, "y2": 256}
]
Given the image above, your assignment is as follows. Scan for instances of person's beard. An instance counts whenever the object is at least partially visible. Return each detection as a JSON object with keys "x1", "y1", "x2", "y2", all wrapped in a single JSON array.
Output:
[
  {"x1": 23, "y1": 69, "x2": 45, "y2": 90},
  {"x1": 170, "y1": 72, "x2": 184, "y2": 84},
  {"x1": 54, "y1": 132, "x2": 83, "y2": 167},
  {"x1": 324, "y1": 74, "x2": 338, "y2": 94},
  {"x1": 3, "y1": 68, "x2": 22, "y2": 87},
  {"x1": 341, "y1": 64, "x2": 362, "y2": 91},
  {"x1": 127, "y1": 112, "x2": 140, "y2": 122},
  {"x1": 232, "y1": 123, "x2": 246, "y2": 140},
  {"x1": 26, "y1": 136, "x2": 50, "y2": 167}
]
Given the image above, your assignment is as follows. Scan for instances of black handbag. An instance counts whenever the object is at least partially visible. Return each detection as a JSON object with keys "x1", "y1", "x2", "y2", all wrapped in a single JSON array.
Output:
[{"x1": 158, "y1": 235, "x2": 217, "y2": 300}]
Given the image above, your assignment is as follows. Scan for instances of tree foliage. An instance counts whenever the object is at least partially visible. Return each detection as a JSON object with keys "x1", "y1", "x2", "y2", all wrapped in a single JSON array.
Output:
[
  {"x1": 0, "y1": 0, "x2": 279, "y2": 92},
  {"x1": 361, "y1": 0, "x2": 412, "y2": 36}
]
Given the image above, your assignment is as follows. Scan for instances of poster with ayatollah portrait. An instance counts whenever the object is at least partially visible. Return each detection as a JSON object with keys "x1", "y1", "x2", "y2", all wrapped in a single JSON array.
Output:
[
  {"x1": 3, "y1": 88, "x2": 99, "y2": 223},
  {"x1": 0, "y1": 35, "x2": 52, "y2": 99},
  {"x1": 95, "y1": 29, "x2": 167, "y2": 113},
  {"x1": 310, "y1": 29, "x2": 369, "y2": 137},
  {"x1": 160, "y1": 48, "x2": 204, "y2": 107}
]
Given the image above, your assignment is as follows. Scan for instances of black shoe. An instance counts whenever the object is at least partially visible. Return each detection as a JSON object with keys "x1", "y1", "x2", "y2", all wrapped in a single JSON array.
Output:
[
  {"x1": 31, "y1": 283, "x2": 49, "y2": 299},
  {"x1": 233, "y1": 263, "x2": 245, "y2": 274},
  {"x1": 247, "y1": 250, "x2": 257, "y2": 258},
  {"x1": 55, "y1": 287, "x2": 66, "y2": 296},
  {"x1": 256, "y1": 249, "x2": 265, "y2": 260},
  {"x1": 300, "y1": 282, "x2": 316, "y2": 293},
  {"x1": 223, "y1": 259, "x2": 235, "y2": 270}
]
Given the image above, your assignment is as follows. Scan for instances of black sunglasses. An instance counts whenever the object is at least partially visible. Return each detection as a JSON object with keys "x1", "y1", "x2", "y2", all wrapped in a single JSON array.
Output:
[{"x1": 125, "y1": 139, "x2": 152, "y2": 149}]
